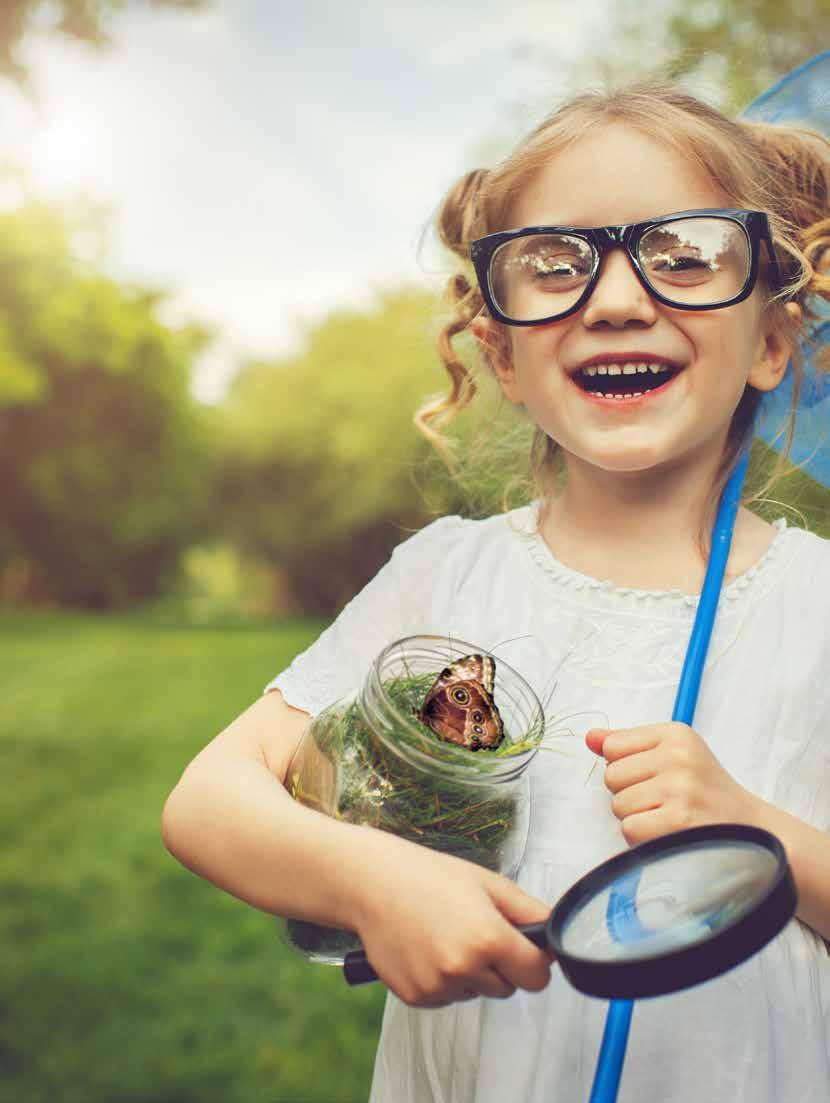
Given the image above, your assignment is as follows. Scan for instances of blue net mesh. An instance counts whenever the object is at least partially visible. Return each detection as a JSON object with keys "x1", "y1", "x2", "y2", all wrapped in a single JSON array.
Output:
[{"x1": 743, "y1": 51, "x2": 830, "y2": 489}]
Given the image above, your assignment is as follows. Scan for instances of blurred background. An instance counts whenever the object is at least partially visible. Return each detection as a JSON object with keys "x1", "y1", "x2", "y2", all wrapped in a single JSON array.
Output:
[{"x1": 1, "y1": 2, "x2": 827, "y2": 1101}]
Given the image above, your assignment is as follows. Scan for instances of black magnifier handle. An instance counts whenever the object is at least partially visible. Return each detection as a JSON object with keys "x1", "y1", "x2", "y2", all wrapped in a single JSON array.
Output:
[
  {"x1": 342, "y1": 950, "x2": 382, "y2": 986},
  {"x1": 343, "y1": 920, "x2": 550, "y2": 986}
]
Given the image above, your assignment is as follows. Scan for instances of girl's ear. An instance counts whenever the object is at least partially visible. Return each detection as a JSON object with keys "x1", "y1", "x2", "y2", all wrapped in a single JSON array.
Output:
[
  {"x1": 748, "y1": 300, "x2": 802, "y2": 393},
  {"x1": 471, "y1": 318, "x2": 521, "y2": 402}
]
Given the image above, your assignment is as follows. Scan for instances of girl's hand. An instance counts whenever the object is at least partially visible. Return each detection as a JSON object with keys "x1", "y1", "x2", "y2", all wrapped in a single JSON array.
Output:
[
  {"x1": 349, "y1": 833, "x2": 556, "y2": 1008},
  {"x1": 586, "y1": 722, "x2": 762, "y2": 846}
]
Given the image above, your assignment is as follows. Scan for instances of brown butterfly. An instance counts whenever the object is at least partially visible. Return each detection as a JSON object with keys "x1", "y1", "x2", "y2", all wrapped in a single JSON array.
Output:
[{"x1": 414, "y1": 654, "x2": 504, "y2": 751}]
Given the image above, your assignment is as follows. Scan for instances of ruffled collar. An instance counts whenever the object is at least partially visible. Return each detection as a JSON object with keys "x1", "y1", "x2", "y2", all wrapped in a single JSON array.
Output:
[{"x1": 513, "y1": 504, "x2": 794, "y2": 619}]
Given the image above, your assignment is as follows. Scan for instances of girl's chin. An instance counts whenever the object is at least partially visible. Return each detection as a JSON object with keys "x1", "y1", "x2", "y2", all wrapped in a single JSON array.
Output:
[
  {"x1": 561, "y1": 436, "x2": 725, "y2": 481},
  {"x1": 559, "y1": 435, "x2": 676, "y2": 474}
]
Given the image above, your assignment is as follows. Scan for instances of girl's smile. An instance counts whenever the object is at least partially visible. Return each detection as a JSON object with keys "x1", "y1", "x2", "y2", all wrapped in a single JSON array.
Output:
[{"x1": 567, "y1": 354, "x2": 685, "y2": 406}]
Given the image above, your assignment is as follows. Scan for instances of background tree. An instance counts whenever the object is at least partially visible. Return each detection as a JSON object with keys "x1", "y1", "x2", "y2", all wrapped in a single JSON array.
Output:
[
  {"x1": 660, "y1": 0, "x2": 830, "y2": 110},
  {"x1": 215, "y1": 288, "x2": 450, "y2": 616},
  {"x1": 0, "y1": 198, "x2": 216, "y2": 607},
  {"x1": 0, "y1": 0, "x2": 205, "y2": 85},
  {"x1": 518, "y1": 0, "x2": 830, "y2": 111}
]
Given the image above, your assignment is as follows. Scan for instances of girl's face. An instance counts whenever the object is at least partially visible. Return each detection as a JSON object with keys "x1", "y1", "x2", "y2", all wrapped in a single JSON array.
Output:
[{"x1": 479, "y1": 123, "x2": 796, "y2": 481}]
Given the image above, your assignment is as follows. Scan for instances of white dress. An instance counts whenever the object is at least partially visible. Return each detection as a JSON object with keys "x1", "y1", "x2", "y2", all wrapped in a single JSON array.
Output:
[{"x1": 266, "y1": 506, "x2": 830, "y2": 1103}]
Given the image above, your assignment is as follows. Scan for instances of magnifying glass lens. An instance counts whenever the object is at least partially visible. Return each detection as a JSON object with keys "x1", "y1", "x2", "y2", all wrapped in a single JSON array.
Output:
[{"x1": 561, "y1": 840, "x2": 779, "y2": 963}]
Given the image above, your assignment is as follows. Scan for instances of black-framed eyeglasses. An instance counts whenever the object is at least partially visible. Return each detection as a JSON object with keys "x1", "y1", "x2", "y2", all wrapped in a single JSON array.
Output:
[{"x1": 470, "y1": 208, "x2": 783, "y2": 327}]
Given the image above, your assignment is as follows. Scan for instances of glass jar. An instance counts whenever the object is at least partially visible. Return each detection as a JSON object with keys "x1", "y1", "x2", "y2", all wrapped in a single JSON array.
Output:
[{"x1": 280, "y1": 634, "x2": 545, "y2": 963}]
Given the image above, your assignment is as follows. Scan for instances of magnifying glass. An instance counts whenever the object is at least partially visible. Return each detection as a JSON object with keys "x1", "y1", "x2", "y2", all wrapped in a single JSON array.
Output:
[{"x1": 342, "y1": 824, "x2": 795, "y2": 997}]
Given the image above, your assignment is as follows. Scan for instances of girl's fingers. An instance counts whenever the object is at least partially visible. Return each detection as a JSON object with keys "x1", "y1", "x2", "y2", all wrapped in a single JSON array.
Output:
[
  {"x1": 610, "y1": 777, "x2": 662, "y2": 821},
  {"x1": 461, "y1": 965, "x2": 517, "y2": 1001},
  {"x1": 618, "y1": 806, "x2": 673, "y2": 847},
  {"x1": 604, "y1": 750, "x2": 658, "y2": 794},
  {"x1": 418, "y1": 966, "x2": 516, "y2": 1008},
  {"x1": 585, "y1": 728, "x2": 609, "y2": 754},
  {"x1": 592, "y1": 726, "x2": 663, "y2": 763},
  {"x1": 491, "y1": 928, "x2": 556, "y2": 994}
]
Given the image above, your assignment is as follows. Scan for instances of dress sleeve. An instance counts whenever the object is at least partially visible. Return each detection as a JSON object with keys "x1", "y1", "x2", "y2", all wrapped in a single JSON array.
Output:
[{"x1": 263, "y1": 515, "x2": 465, "y2": 716}]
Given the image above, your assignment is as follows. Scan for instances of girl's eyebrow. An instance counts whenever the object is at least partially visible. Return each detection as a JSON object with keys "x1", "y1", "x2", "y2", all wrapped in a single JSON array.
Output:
[
  {"x1": 641, "y1": 228, "x2": 683, "y2": 246},
  {"x1": 511, "y1": 211, "x2": 582, "y2": 228}
]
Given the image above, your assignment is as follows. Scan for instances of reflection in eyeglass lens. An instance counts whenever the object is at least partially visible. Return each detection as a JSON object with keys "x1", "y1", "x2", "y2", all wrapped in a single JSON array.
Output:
[
  {"x1": 639, "y1": 219, "x2": 750, "y2": 304},
  {"x1": 491, "y1": 234, "x2": 594, "y2": 319}
]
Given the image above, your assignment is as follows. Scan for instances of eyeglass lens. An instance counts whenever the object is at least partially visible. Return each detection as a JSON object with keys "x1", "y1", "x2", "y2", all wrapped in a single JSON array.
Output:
[{"x1": 489, "y1": 217, "x2": 751, "y2": 322}]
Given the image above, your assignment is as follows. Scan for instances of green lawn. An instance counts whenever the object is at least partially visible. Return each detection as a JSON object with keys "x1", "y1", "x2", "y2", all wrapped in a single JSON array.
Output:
[{"x1": 0, "y1": 612, "x2": 387, "y2": 1103}]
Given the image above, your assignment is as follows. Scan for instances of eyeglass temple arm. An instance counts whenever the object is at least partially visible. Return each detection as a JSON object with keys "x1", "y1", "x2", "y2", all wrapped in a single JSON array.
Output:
[{"x1": 762, "y1": 223, "x2": 784, "y2": 290}]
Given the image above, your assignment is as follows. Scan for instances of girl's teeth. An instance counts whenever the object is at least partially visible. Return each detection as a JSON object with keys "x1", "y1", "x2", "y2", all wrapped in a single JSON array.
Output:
[
  {"x1": 580, "y1": 362, "x2": 674, "y2": 377},
  {"x1": 579, "y1": 361, "x2": 677, "y2": 400},
  {"x1": 587, "y1": 389, "x2": 654, "y2": 400}
]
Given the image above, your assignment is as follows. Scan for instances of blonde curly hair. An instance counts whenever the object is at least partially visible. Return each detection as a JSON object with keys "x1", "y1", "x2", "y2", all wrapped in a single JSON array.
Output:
[{"x1": 417, "y1": 80, "x2": 830, "y2": 534}]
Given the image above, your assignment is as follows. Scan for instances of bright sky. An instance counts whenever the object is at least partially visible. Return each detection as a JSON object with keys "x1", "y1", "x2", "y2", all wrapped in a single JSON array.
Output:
[{"x1": 0, "y1": 0, "x2": 610, "y2": 400}]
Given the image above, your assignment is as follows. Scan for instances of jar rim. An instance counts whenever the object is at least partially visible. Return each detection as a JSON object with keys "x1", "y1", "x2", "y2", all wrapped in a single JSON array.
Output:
[{"x1": 361, "y1": 634, "x2": 546, "y2": 783}]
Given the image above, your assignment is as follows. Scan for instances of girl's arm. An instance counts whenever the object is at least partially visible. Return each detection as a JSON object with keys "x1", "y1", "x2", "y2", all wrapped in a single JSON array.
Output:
[
  {"x1": 162, "y1": 690, "x2": 555, "y2": 1006},
  {"x1": 161, "y1": 689, "x2": 391, "y2": 927},
  {"x1": 747, "y1": 800, "x2": 830, "y2": 944}
]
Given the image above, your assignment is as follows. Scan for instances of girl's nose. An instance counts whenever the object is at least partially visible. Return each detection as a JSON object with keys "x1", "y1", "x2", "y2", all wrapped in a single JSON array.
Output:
[{"x1": 581, "y1": 249, "x2": 657, "y2": 329}]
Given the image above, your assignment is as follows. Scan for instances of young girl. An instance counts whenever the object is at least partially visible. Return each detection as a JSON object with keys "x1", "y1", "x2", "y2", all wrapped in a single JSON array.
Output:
[{"x1": 163, "y1": 81, "x2": 830, "y2": 1102}]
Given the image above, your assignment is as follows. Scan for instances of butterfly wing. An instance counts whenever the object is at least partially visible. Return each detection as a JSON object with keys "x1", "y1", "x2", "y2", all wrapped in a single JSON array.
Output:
[
  {"x1": 417, "y1": 683, "x2": 468, "y2": 746},
  {"x1": 448, "y1": 654, "x2": 495, "y2": 695},
  {"x1": 416, "y1": 655, "x2": 504, "y2": 750}
]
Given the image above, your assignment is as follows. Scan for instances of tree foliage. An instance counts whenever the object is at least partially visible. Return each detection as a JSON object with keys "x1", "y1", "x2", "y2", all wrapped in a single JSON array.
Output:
[
  {"x1": 0, "y1": 199, "x2": 216, "y2": 607},
  {"x1": 0, "y1": 0, "x2": 205, "y2": 85},
  {"x1": 553, "y1": 0, "x2": 830, "y2": 111},
  {"x1": 215, "y1": 289, "x2": 463, "y2": 615},
  {"x1": 662, "y1": 0, "x2": 830, "y2": 110}
]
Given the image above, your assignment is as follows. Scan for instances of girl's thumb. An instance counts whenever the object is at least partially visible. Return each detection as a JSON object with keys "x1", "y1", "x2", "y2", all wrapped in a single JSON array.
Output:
[{"x1": 488, "y1": 874, "x2": 551, "y2": 926}]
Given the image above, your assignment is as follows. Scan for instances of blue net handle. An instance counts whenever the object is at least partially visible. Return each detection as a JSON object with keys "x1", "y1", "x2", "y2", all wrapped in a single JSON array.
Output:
[{"x1": 588, "y1": 453, "x2": 749, "y2": 1103}]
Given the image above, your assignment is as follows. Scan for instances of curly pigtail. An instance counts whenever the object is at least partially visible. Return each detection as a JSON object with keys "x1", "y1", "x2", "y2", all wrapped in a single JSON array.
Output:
[
  {"x1": 415, "y1": 170, "x2": 491, "y2": 465},
  {"x1": 741, "y1": 121, "x2": 830, "y2": 343}
]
